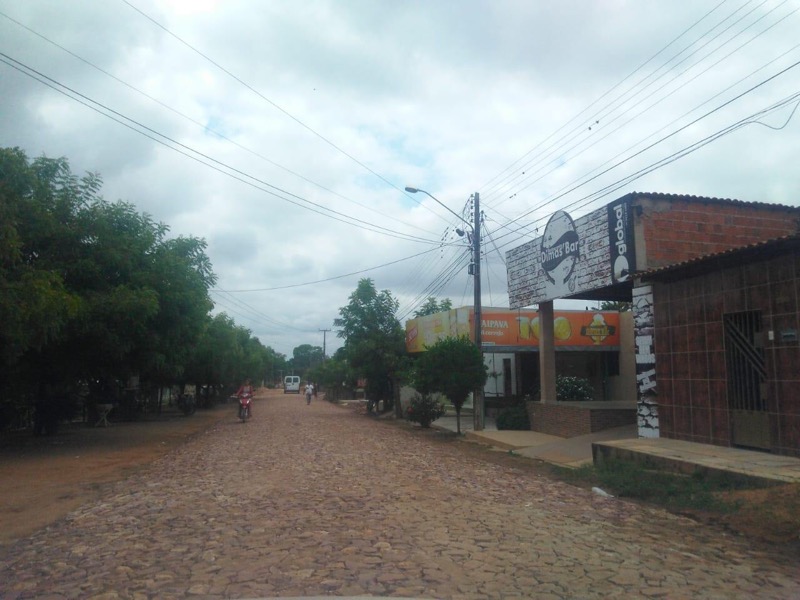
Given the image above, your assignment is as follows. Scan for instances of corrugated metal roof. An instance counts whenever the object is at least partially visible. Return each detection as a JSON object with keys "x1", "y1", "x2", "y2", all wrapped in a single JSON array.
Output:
[{"x1": 638, "y1": 233, "x2": 800, "y2": 279}]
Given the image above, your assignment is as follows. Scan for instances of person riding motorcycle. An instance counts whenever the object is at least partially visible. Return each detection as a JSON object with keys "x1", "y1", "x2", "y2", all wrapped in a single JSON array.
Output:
[{"x1": 237, "y1": 378, "x2": 254, "y2": 416}]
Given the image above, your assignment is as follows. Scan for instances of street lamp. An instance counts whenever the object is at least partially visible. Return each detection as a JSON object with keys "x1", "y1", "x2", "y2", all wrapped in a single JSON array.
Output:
[{"x1": 405, "y1": 186, "x2": 484, "y2": 431}]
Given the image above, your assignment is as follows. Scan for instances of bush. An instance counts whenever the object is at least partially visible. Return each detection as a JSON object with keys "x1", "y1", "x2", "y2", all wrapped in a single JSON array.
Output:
[
  {"x1": 556, "y1": 375, "x2": 594, "y2": 402},
  {"x1": 405, "y1": 394, "x2": 445, "y2": 428},
  {"x1": 496, "y1": 404, "x2": 530, "y2": 430}
]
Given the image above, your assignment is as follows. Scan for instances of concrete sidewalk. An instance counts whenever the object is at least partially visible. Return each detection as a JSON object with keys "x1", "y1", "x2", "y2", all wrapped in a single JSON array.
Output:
[
  {"x1": 431, "y1": 412, "x2": 637, "y2": 468},
  {"x1": 432, "y1": 413, "x2": 800, "y2": 484}
]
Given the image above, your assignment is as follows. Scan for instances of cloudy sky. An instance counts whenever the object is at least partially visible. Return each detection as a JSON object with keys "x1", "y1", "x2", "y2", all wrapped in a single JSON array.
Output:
[{"x1": 2, "y1": 0, "x2": 799, "y2": 358}]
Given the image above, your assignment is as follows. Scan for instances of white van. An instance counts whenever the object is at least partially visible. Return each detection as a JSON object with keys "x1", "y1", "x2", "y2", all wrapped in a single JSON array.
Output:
[{"x1": 283, "y1": 376, "x2": 301, "y2": 394}]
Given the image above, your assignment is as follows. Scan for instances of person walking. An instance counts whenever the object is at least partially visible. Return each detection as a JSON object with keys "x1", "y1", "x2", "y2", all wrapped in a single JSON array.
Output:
[{"x1": 305, "y1": 382, "x2": 314, "y2": 405}]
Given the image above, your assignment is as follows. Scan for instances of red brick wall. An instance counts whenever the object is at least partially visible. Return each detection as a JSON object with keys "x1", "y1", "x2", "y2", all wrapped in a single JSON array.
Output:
[
  {"x1": 653, "y1": 251, "x2": 800, "y2": 457},
  {"x1": 638, "y1": 197, "x2": 800, "y2": 269},
  {"x1": 527, "y1": 402, "x2": 635, "y2": 438}
]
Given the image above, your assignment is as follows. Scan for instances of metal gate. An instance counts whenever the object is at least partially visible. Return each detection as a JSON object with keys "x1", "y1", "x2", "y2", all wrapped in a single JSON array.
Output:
[{"x1": 724, "y1": 311, "x2": 770, "y2": 450}]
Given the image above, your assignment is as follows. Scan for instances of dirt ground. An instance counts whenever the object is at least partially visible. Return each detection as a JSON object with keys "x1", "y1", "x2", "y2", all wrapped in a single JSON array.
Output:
[
  {"x1": 2, "y1": 389, "x2": 799, "y2": 549},
  {"x1": 0, "y1": 397, "x2": 234, "y2": 545}
]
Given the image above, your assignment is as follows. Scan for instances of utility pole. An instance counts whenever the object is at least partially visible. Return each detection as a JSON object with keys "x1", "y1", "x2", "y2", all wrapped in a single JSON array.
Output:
[
  {"x1": 404, "y1": 185, "x2": 484, "y2": 430},
  {"x1": 472, "y1": 192, "x2": 484, "y2": 431},
  {"x1": 319, "y1": 328, "x2": 331, "y2": 360}
]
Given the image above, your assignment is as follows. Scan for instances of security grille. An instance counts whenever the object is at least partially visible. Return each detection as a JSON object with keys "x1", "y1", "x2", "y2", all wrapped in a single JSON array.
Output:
[{"x1": 724, "y1": 311, "x2": 769, "y2": 449}]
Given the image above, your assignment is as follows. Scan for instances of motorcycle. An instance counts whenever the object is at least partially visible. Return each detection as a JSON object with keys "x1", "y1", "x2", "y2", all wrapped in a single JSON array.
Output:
[{"x1": 238, "y1": 392, "x2": 252, "y2": 423}]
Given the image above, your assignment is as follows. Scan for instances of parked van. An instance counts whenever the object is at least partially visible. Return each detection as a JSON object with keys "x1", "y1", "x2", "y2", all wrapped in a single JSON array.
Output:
[{"x1": 283, "y1": 375, "x2": 301, "y2": 394}]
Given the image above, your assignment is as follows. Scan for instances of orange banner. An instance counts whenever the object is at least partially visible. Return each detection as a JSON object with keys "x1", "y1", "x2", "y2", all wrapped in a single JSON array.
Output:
[{"x1": 406, "y1": 309, "x2": 619, "y2": 352}]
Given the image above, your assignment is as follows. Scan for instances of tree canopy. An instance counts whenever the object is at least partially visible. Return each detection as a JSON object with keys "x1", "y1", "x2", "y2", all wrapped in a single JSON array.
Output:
[
  {"x1": 413, "y1": 335, "x2": 487, "y2": 434},
  {"x1": 0, "y1": 147, "x2": 284, "y2": 430},
  {"x1": 414, "y1": 297, "x2": 453, "y2": 318},
  {"x1": 334, "y1": 278, "x2": 406, "y2": 409}
]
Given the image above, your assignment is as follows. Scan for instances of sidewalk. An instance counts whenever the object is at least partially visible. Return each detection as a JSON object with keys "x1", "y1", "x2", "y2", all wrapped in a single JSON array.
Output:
[
  {"x1": 432, "y1": 412, "x2": 635, "y2": 468},
  {"x1": 432, "y1": 413, "x2": 800, "y2": 484}
]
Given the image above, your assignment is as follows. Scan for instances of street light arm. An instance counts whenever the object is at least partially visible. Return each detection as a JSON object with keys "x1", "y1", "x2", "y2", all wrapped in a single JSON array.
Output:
[{"x1": 405, "y1": 186, "x2": 472, "y2": 229}]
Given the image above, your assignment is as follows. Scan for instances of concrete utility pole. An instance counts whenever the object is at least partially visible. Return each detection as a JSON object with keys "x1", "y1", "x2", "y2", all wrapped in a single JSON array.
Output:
[
  {"x1": 404, "y1": 186, "x2": 484, "y2": 431},
  {"x1": 472, "y1": 192, "x2": 484, "y2": 431},
  {"x1": 319, "y1": 328, "x2": 331, "y2": 360}
]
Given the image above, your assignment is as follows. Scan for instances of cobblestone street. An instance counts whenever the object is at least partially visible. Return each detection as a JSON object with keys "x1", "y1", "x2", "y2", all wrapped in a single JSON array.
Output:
[{"x1": 2, "y1": 393, "x2": 799, "y2": 599}]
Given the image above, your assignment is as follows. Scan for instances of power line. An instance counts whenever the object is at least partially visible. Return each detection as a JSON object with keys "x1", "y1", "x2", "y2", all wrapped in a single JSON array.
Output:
[
  {"x1": 0, "y1": 52, "x2": 444, "y2": 245},
  {"x1": 479, "y1": 0, "x2": 732, "y2": 198},
  {"x1": 214, "y1": 246, "x2": 441, "y2": 292},
  {"x1": 0, "y1": 10, "x2": 443, "y2": 240},
  {"x1": 120, "y1": 0, "x2": 449, "y2": 225},
  {"x1": 485, "y1": 58, "x2": 800, "y2": 248},
  {"x1": 483, "y1": 0, "x2": 795, "y2": 210}
]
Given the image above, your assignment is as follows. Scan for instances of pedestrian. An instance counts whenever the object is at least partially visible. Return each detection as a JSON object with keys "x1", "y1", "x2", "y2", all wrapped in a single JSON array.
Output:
[{"x1": 305, "y1": 382, "x2": 314, "y2": 405}]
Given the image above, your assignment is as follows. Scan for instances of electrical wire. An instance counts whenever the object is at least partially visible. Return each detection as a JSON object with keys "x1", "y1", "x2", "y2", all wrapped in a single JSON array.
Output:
[
  {"x1": 484, "y1": 0, "x2": 799, "y2": 211},
  {"x1": 479, "y1": 0, "x2": 732, "y2": 197},
  {"x1": 485, "y1": 58, "x2": 800, "y2": 248},
  {"x1": 120, "y1": 0, "x2": 450, "y2": 224},
  {"x1": 0, "y1": 52, "x2": 445, "y2": 245},
  {"x1": 215, "y1": 246, "x2": 441, "y2": 292},
  {"x1": 0, "y1": 10, "x2": 443, "y2": 239}
]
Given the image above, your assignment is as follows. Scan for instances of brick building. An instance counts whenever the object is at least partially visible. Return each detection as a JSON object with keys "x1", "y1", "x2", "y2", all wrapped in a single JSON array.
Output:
[
  {"x1": 642, "y1": 234, "x2": 800, "y2": 457},
  {"x1": 506, "y1": 192, "x2": 800, "y2": 452}
]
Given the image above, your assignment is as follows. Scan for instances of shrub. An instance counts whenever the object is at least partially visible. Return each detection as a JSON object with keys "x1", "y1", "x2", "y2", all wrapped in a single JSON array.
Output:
[
  {"x1": 405, "y1": 394, "x2": 445, "y2": 428},
  {"x1": 496, "y1": 404, "x2": 530, "y2": 430},
  {"x1": 556, "y1": 375, "x2": 594, "y2": 402}
]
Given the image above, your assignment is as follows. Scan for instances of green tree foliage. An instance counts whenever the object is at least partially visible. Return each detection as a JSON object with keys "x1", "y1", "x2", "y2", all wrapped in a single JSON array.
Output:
[
  {"x1": 334, "y1": 278, "x2": 406, "y2": 411},
  {"x1": 413, "y1": 335, "x2": 487, "y2": 434},
  {"x1": 307, "y1": 356, "x2": 357, "y2": 402},
  {"x1": 556, "y1": 375, "x2": 594, "y2": 401},
  {"x1": 184, "y1": 313, "x2": 284, "y2": 397},
  {"x1": 405, "y1": 393, "x2": 445, "y2": 428},
  {"x1": 0, "y1": 147, "x2": 282, "y2": 431},
  {"x1": 598, "y1": 300, "x2": 631, "y2": 312},
  {"x1": 292, "y1": 344, "x2": 324, "y2": 378},
  {"x1": 413, "y1": 296, "x2": 453, "y2": 318}
]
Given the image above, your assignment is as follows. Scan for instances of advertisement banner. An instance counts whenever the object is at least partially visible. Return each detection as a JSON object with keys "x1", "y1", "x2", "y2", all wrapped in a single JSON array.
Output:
[
  {"x1": 405, "y1": 310, "x2": 452, "y2": 353},
  {"x1": 506, "y1": 198, "x2": 636, "y2": 308},
  {"x1": 406, "y1": 309, "x2": 620, "y2": 352},
  {"x1": 608, "y1": 198, "x2": 636, "y2": 285}
]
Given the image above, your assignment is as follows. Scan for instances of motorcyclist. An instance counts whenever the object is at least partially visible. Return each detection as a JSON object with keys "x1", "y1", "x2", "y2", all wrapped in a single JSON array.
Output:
[{"x1": 237, "y1": 378, "x2": 254, "y2": 415}]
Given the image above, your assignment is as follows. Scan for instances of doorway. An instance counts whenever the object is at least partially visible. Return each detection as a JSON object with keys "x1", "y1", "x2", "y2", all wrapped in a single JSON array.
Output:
[{"x1": 725, "y1": 311, "x2": 770, "y2": 450}]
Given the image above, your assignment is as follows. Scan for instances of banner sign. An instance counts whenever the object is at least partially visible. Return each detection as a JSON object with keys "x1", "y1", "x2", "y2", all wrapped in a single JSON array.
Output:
[
  {"x1": 608, "y1": 199, "x2": 636, "y2": 284},
  {"x1": 506, "y1": 198, "x2": 636, "y2": 308},
  {"x1": 406, "y1": 309, "x2": 620, "y2": 352}
]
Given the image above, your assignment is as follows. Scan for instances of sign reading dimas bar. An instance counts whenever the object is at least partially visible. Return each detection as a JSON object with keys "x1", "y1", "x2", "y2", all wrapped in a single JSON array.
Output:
[
  {"x1": 506, "y1": 199, "x2": 636, "y2": 308},
  {"x1": 405, "y1": 308, "x2": 620, "y2": 352}
]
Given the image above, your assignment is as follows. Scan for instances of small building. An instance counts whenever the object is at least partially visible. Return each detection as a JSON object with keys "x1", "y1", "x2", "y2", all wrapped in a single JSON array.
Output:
[
  {"x1": 641, "y1": 234, "x2": 800, "y2": 457},
  {"x1": 405, "y1": 307, "x2": 637, "y2": 430},
  {"x1": 506, "y1": 192, "x2": 800, "y2": 448}
]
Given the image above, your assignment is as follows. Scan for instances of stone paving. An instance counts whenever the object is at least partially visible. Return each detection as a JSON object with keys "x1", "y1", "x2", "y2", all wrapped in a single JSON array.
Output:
[{"x1": 2, "y1": 395, "x2": 799, "y2": 599}]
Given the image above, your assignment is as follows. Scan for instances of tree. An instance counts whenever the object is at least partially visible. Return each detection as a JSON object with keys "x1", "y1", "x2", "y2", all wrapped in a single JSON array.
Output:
[
  {"x1": 292, "y1": 344, "x2": 324, "y2": 378},
  {"x1": 413, "y1": 335, "x2": 487, "y2": 434},
  {"x1": 0, "y1": 148, "x2": 221, "y2": 429},
  {"x1": 598, "y1": 300, "x2": 631, "y2": 312},
  {"x1": 307, "y1": 356, "x2": 357, "y2": 402},
  {"x1": 334, "y1": 278, "x2": 406, "y2": 411},
  {"x1": 414, "y1": 297, "x2": 453, "y2": 318}
]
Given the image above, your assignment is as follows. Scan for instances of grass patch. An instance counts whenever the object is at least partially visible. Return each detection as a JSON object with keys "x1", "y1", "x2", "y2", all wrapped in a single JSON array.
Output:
[{"x1": 556, "y1": 459, "x2": 768, "y2": 514}]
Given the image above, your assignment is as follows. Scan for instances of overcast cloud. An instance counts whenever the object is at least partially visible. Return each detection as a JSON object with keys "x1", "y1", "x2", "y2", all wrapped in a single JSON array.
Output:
[{"x1": 2, "y1": 0, "x2": 799, "y2": 357}]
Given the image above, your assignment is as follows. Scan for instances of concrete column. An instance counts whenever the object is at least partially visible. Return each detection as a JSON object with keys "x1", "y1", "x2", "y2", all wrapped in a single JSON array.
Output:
[{"x1": 538, "y1": 301, "x2": 557, "y2": 403}]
